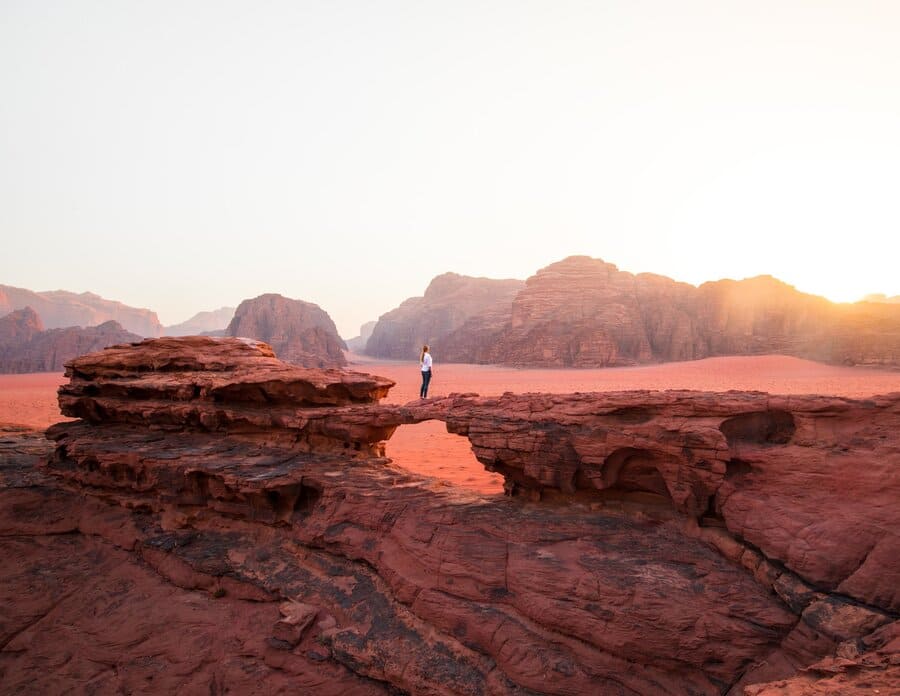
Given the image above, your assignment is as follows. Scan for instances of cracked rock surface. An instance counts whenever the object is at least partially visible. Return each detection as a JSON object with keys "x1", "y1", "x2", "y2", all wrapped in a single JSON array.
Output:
[{"x1": 1, "y1": 336, "x2": 898, "y2": 694}]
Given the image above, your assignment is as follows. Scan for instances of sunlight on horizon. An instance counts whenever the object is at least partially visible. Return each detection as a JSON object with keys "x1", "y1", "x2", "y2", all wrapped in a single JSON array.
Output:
[{"x1": 1, "y1": 1, "x2": 899, "y2": 334}]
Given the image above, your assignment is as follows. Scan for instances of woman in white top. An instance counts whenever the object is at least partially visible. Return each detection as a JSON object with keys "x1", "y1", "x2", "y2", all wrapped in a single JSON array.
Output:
[{"x1": 419, "y1": 344, "x2": 433, "y2": 398}]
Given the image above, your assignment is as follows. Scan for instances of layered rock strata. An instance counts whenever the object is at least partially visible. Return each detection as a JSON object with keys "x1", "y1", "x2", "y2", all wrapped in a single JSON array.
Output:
[
  {"x1": 226, "y1": 294, "x2": 347, "y2": 368},
  {"x1": 1, "y1": 337, "x2": 897, "y2": 694}
]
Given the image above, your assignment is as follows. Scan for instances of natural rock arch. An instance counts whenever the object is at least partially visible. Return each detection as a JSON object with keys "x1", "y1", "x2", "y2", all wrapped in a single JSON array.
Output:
[{"x1": 385, "y1": 420, "x2": 504, "y2": 494}]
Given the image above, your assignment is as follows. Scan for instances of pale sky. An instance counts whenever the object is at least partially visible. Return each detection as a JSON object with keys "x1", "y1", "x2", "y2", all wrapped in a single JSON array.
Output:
[{"x1": 2, "y1": 1, "x2": 899, "y2": 337}]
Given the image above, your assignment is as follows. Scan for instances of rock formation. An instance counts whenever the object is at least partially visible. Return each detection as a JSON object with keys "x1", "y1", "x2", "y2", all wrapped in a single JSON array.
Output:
[
  {"x1": 345, "y1": 320, "x2": 377, "y2": 353},
  {"x1": 435, "y1": 256, "x2": 900, "y2": 368},
  {"x1": 163, "y1": 306, "x2": 235, "y2": 336},
  {"x1": 1, "y1": 336, "x2": 896, "y2": 693},
  {"x1": 226, "y1": 293, "x2": 347, "y2": 368},
  {"x1": 0, "y1": 284, "x2": 162, "y2": 336},
  {"x1": 0, "y1": 307, "x2": 143, "y2": 373},
  {"x1": 0, "y1": 305, "x2": 43, "y2": 345},
  {"x1": 365, "y1": 273, "x2": 524, "y2": 360}
]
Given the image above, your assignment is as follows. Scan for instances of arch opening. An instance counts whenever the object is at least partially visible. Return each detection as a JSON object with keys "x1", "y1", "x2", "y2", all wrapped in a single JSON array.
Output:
[
  {"x1": 720, "y1": 410, "x2": 795, "y2": 447},
  {"x1": 575, "y1": 447, "x2": 677, "y2": 510},
  {"x1": 385, "y1": 419, "x2": 504, "y2": 495}
]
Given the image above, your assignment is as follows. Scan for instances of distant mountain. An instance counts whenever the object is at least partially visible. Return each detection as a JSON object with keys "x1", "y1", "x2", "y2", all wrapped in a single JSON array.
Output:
[
  {"x1": 864, "y1": 293, "x2": 900, "y2": 304},
  {"x1": 0, "y1": 285, "x2": 161, "y2": 337},
  {"x1": 345, "y1": 321, "x2": 377, "y2": 353},
  {"x1": 226, "y1": 294, "x2": 347, "y2": 368},
  {"x1": 0, "y1": 307, "x2": 142, "y2": 373},
  {"x1": 365, "y1": 273, "x2": 525, "y2": 360},
  {"x1": 164, "y1": 307, "x2": 235, "y2": 336},
  {"x1": 374, "y1": 256, "x2": 900, "y2": 368}
]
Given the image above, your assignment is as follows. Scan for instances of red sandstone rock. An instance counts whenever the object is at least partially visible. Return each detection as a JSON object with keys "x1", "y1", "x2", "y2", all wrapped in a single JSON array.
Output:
[
  {"x1": 1, "y1": 337, "x2": 898, "y2": 694},
  {"x1": 0, "y1": 307, "x2": 143, "y2": 373},
  {"x1": 59, "y1": 336, "x2": 396, "y2": 453},
  {"x1": 226, "y1": 293, "x2": 347, "y2": 368},
  {"x1": 0, "y1": 306, "x2": 44, "y2": 343},
  {"x1": 385, "y1": 256, "x2": 900, "y2": 368},
  {"x1": 431, "y1": 389, "x2": 900, "y2": 616},
  {"x1": 742, "y1": 620, "x2": 900, "y2": 694},
  {"x1": 273, "y1": 601, "x2": 320, "y2": 646},
  {"x1": 0, "y1": 284, "x2": 162, "y2": 336},
  {"x1": 365, "y1": 272, "x2": 524, "y2": 360}
]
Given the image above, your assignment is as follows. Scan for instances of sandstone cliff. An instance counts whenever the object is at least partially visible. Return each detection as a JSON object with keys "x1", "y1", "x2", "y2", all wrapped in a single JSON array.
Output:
[
  {"x1": 438, "y1": 256, "x2": 900, "y2": 368},
  {"x1": 0, "y1": 307, "x2": 143, "y2": 373},
  {"x1": 0, "y1": 337, "x2": 896, "y2": 693},
  {"x1": 163, "y1": 306, "x2": 235, "y2": 336},
  {"x1": 0, "y1": 284, "x2": 162, "y2": 336},
  {"x1": 226, "y1": 293, "x2": 347, "y2": 368},
  {"x1": 365, "y1": 273, "x2": 524, "y2": 360}
]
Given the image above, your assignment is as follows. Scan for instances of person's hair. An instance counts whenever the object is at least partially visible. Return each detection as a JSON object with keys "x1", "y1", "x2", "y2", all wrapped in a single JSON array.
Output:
[{"x1": 420, "y1": 344, "x2": 429, "y2": 363}]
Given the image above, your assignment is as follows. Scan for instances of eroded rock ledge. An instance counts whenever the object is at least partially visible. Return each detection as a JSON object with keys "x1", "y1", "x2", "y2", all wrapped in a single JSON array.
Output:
[{"x1": 1, "y1": 336, "x2": 898, "y2": 694}]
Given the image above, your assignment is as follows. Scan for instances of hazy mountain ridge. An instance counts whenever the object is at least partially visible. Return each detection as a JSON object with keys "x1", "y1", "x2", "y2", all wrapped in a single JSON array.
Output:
[
  {"x1": 372, "y1": 256, "x2": 900, "y2": 368},
  {"x1": 164, "y1": 307, "x2": 235, "y2": 336},
  {"x1": 0, "y1": 307, "x2": 142, "y2": 373},
  {"x1": 345, "y1": 321, "x2": 377, "y2": 352},
  {"x1": 0, "y1": 285, "x2": 162, "y2": 337}
]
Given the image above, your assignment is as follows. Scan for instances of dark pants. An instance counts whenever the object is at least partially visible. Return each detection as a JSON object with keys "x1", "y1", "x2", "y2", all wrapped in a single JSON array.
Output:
[{"x1": 420, "y1": 369, "x2": 431, "y2": 398}]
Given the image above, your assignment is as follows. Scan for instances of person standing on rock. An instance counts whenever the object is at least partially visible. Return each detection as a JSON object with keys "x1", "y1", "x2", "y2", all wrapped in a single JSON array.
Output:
[{"x1": 419, "y1": 345, "x2": 433, "y2": 398}]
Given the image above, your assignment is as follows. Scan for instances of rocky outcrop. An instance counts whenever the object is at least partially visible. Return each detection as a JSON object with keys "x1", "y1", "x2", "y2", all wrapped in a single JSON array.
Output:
[
  {"x1": 0, "y1": 284, "x2": 162, "y2": 336},
  {"x1": 365, "y1": 273, "x2": 524, "y2": 360},
  {"x1": 226, "y1": 294, "x2": 347, "y2": 368},
  {"x1": 345, "y1": 320, "x2": 377, "y2": 352},
  {"x1": 0, "y1": 305, "x2": 43, "y2": 344},
  {"x1": 163, "y1": 306, "x2": 235, "y2": 335},
  {"x1": 438, "y1": 390, "x2": 900, "y2": 610},
  {"x1": 441, "y1": 256, "x2": 900, "y2": 368},
  {"x1": 494, "y1": 257, "x2": 702, "y2": 366},
  {"x1": 743, "y1": 618, "x2": 900, "y2": 694},
  {"x1": 0, "y1": 307, "x2": 143, "y2": 373},
  {"x1": 1, "y1": 337, "x2": 896, "y2": 693}
]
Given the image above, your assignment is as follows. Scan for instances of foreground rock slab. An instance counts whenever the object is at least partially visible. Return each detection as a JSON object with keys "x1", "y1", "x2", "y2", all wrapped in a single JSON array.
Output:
[{"x1": 1, "y1": 337, "x2": 898, "y2": 694}]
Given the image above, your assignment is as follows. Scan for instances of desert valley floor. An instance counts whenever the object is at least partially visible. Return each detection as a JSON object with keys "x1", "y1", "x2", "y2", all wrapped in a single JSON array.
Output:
[{"x1": 3, "y1": 352, "x2": 900, "y2": 496}]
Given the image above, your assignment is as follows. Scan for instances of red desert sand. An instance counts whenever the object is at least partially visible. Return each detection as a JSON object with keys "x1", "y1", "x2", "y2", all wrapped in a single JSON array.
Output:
[{"x1": 3, "y1": 353, "x2": 900, "y2": 495}]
